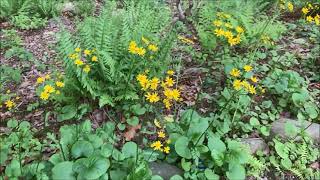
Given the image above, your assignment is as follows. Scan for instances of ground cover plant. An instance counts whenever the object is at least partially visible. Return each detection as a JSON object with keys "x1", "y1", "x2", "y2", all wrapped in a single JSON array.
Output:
[{"x1": 0, "y1": 0, "x2": 319, "y2": 179}]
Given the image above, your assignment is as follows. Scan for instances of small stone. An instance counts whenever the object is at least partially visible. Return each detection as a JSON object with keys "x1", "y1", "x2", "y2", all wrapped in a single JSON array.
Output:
[
  {"x1": 270, "y1": 118, "x2": 320, "y2": 144},
  {"x1": 149, "y1": 162, "x2": 183, "y2": 180},
  {"x1": 240, "y1": 138, "x2": 269, "y2": 154}
]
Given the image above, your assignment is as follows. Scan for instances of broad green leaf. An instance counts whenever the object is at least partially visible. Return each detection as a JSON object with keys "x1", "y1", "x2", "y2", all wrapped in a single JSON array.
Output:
[
  {"x1": 83, "y1": 158, "x2": 110, "y2": 179},
  {"x1": 87, "y1": 134, "x2": 103, "y2": 149},
  {"x1": 274, "y1": 140, "x2": 288, "y2": 159},
  {"x1": 151, "y1": 175, "x2": 164, "y2": 180},
  {"x1": 175, "y1": 136, "x2": 192, "y2": 159},
  {"x1": 260, "y1": 126, "x2": 270, "y2": 136},
  {"x1": 208, "y1": 136, "x2": 226, "y2": 154},
  {"x1": 204, "y1": 169, "x2": 219, "y2": 180},
  {"x1": 226, "y1": 164, "x2": 245, "y2": 180},
  {"x1": 52, "y1": 161, "x2": 75, "y2": 180},
  {"x1": 71, "y1": 140, "x2": 94, "y2": 158},
  {"x1": 284, "y1": 122, "x2": 298, "y2": 137},
  {"x1": 249, "y1": 117, "x2": 260, "y2": 126},
  {"x1": 112, "y1": 149, "x2": 125, "y2": 161},
  {"x1": 7, "y1": 119, "x2": 18, "y2": 128},
  {"x1": 5, "y1": 159, "x2": 21, "y2": 178},
  {"x1": 122, "y1": 141, "x2": 138, "y2": 158},
  {"x1": 131, "y1": 104, "x2": 146, "y2": 115},
  {"x1": 127, "y1": 116, "x2": 139, "y2": 126},
  {"x1": 304, "y1": 103, "x2": 319, "y2": 119},
  {"x1": 181, "y1": 158, "x2": 191, "y2": 171},
  {"x1": 101, "y1": 143, "x2": 113, "y2": 158},
  {"x1": 170, "y1": 175, "x2": 184, "y2": 180},
  {"x1": 57, "y1": 105, "x2": 77, "y2": 121},
  {"x1": 281, "y1": 158, "x2": 292, "y2": 169}
]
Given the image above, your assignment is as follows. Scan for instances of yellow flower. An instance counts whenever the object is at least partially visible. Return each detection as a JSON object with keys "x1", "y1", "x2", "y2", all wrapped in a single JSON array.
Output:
[
  {"x1": 136, "y1": 47, "x2": 146, "y2": 56},
  {"x1": 250, "y1": 76, "x2": 258, "y2": 83},
  {"x1": 15, "y1": 96, "x2": 20, "y2": 100},
  {"x1": 214, "y1": 28, "x2": 225, "y2": 37},
  {"x1": 6, "y1": 90, "x2": 10, "y2": 94},
  {"x1": 241, "y1": 80, "x2": 250, "y2": 91},
  {"x1": 151, "y1": 141, "x2": 163, "y2": 151},
  {"x1": 213, "y1": 20, "x2": 223, "y2": 27},
  {"x1": 55, "y1": 81, "x2": 64, "y2": 88},
  {"x1": 163, "y1": 98, "x2": 172, "y2": 109},
  {"x1": 44, "y1": 85, "x2": 55, "y2": 93},
  {"x1": 167, "y1": 70, "x2": 174, "y2": 76},
  {"x1": 137, "y1": 74, "x2": 149, "y2": 90},
  {"x1": 142, "y1": 36, "x2": 150, "y2": 45},
  {"x1": 74, "y1": 59, "x2": 84, "y2": 66},
  {"x1": 302, "y1": 7, "x2": 309, "y2": 14},
  {"x1": 287, "y1": 2, "x2": 294, "y2": 12},
  {"x1": 163, "y1": 146, "x2": 170, "y2": 154},
  {"x1": 128, "y1": 41, "x2": 138, "y2": 54},
  {"x1": 150, "y1": 77, "x2": 159, "y2": 90},
  {"x1": 148, "y1": 44, "x2": 158, "y2": 52},
  {"x1": 56, "y1": 90, "x2": 61, "y2": 95},
  {"x1": 248, "y1": 85, "x2": 256, "y2": 95},
  {"x1": 154, "y1": 119, "x2": 162, "y2": 128},
  {"x1": 224, "y1": 31, "x2": 233, "y2": 39},
  {"x1": 233, "y1": 80, "x2": 242, "y2": 91},
  {"x1": 145, "y1": 92, "x2": 160, "y2": 103},
  {"x1": 84, "y1": 49, "x2": 91, "y2": 56},
  {"x1": 83, "y1": 65, "x2": 91, "y2": 73},
  {"x1": 165, "y1": 77, "x2": 175, "y2": 87},
  {"x1": 224, "y1": 23, "x2": 233, "y2": 29},
  {"x1": 172, "y1": 89, "x2": 181, "y2": 101},
  {"x1": 91, "y1": 56, "x2": 98, "y2": 62},
  {"x1": 306, "y1": 16, "x2": 313, "y2": 23},
  {"x1": 40, "y1": 91, "x2": 50, "y2": 100},
  {"x1": 45, "y1": 74, "x2": 51, "y2": 80},
  {"x1": 230, "y1": 68, "x2": 241, "y2": 77},
  {"x1": 236, "y1": 26, "x2": 244, "y2": 34},
  {"x1": 315, "y1": 14, "x2": 320, "y2": 25},
  {"x1": 75, "y1": 47, "x2": 81, "y2": 52},
  {"x1": 158, "y1": 131, "x2": 166, "y2": 138},
  {"x1": 243, "y1": 65, "x2": 253, "y2": 72},
  {"x1": 36, "y1": 77, "x2": 45, "y2": 84},
  {"x1": 228, "y1": 36, "x2": 240, "y2": 46},
  {"x1": 5, "y1": 100, "x2": 15, "y2": 110}
]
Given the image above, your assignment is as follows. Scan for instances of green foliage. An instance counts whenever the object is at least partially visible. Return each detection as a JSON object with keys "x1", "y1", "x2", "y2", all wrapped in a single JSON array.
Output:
[{"x1": 57, "y1": 1, "x2": 173, "y2": 106}]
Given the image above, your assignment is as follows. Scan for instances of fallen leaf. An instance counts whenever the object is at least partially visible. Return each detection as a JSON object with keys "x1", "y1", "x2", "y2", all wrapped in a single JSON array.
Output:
[{"x1": 124, "y1": 124, "x2": 141, "y2": 141}]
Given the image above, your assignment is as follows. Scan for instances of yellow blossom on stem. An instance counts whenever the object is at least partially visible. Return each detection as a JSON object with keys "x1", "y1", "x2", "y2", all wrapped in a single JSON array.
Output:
[
  {"x1": 163, "y1": 98, "x2": 172, "y2": 109},
  {"x1": 75, "y1": 47, "x2": 81, "y2": 52},
  {"x1": 165, "y1": 77, "x2": 175, "y2": 87},
  {"x1": 84, "y1": 49, "x2": 91, "y2": 56},
  {"x1": 214, "y1": 28, "x2": 225, "y2": 37},
  {"x1": 151, "y1": 141, "x2": 163, "y2": 151},
  {"x1": 44, "y1": 85, "x2": 55, "y2": 93},
  {"x1": 40, "y1": 92, "x2": 50, "y2": 100},
  {"x1": 55, "y1": 81, "x2": 64, "y2": 88},
  {"x1": 148, "y1": 44, "x2": 158, "y2": 52},
  {"x1": 287, "y1": 2, "x2": 294, "y2": 12},
  {"x1": 167, "y1": 70, "x2": 174, "y2": 76},
  {"x1": 233, "y1": 80, "x2": 242, "y2": 91},
  {"x1": 56, "y1": 90, "x2": 61, "y2": 95},
  {"x1": 248, "y1": 85, "x2": 256, "y2": 95},
  {"x1": 74, "y1": 59, "x2": 84, "y2": 66},
  {"x1": 172, "y1": 89, "x2": 181, "y2": 101},
  {"x1": 230, "y1": 68, "x2": 241, "y2": 77},
  {"x1": 83, "y1": 65, "x2": 91, "y2": 73},
  {"x1": 250, "y1": 76, "x2": 258, "y2": 83},
  {"x1": 158, "y1": 131, "x2": 166, "y2": 138},
  {"x1": 306, "y1": 16, "x2": 313, "y2": 23},
  {"x1": 224, "y1": 31, "x2": 233, "y2": 39},
  {"x1": 142, "y1": 36, "x2": 150, "y2": 45},
  {"x1": 37, "y1": 77, "x2": 45, "y2": 84},
  {"x1": 150, "y1": 77, "x2": 159, "y2": 90},
  {"x1": 213, "y1": 20, "x2": 223, "y2": 27},
  {"x1": 92, "y1": 56, "x2": 98, "y2": 62},
  {"x1": 128, "y1": 41, "x2": 138, "y2": 53},
  {"x1": 243, "y1": 65, "x2": 253, "y2": 72},
  {"x1": 236, "y1": 26, "x2": 244, "y2": 34},
  {"x1": 163, "y1": 146, "x2": 170, "y2": 154},
  {"x1": 224, "y1": 23, "x2": 233, "y2": 29},
  {"x1": 145, "y1": 92, "x2": 160, "y2": 103},
  {"x1": 302, "y1": 7, "x2": 309, "y2": 14},
  {"x1": 5, "y1": 100, "x2": 15, "y2": 110},
  {"x1": 136, "y1": 47, "x2": 146, "y2": 56},
  {"x1": 45, "y1": 74, "x2": 51, "y2": 80}
]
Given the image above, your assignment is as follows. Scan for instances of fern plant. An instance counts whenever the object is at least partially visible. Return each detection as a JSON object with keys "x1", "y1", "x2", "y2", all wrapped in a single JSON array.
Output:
[{"x1": 57, "y1": 1, "x2": 174, "y2": 107}]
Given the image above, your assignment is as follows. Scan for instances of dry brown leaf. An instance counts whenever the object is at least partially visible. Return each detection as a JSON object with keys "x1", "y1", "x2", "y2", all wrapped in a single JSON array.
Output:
[{"x1": 124, "y1": 124, "x2": 141, "y2": 141}]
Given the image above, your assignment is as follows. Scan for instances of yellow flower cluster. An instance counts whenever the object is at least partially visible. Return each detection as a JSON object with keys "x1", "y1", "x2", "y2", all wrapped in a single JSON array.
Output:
[
  {"x1": 279, "y1": 0, "x2": 294, "y2": 12},
  {"x1": 36, "y1": 74, "x2": 64, "y2": 101},
  {"x1": 301, "y1": 3, "x2": 320, "y2": 26},
  {"x1": 150, "y1": 120, "x2": 171, "y2": 154},
  {"x1": 213, "y1": 12, "x2": 245, "y2": 46},
  {"x1": 229, "y1": 65, "x2": 265, "y2": 95},
  {"x1": 137, "y1": 70, "x2": 182, "y2": 109},
  {"x1": 4, "y1": 99, "x2": 16, "y2": 110},
  {"x1": 69, "y1": 48, "x2": 98, "y2": 73},
  {"x1": 128, "y1": 37, "x2": 158, "y2": 57}
]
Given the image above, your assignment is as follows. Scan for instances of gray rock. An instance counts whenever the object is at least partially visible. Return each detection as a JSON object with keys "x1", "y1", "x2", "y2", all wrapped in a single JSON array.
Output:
[
  {"x1": 271, "y1": 118, "x2": 320, "y2": 144},
  {"x1": 240, "y1": 138, "x2": 269, "y2": 154},
  {"x1": 149, "y1": 162, "x2": 183, "y2": 180},
  {"x1": 62, "y1": 2, "x2": 76, "y2": 13}
]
